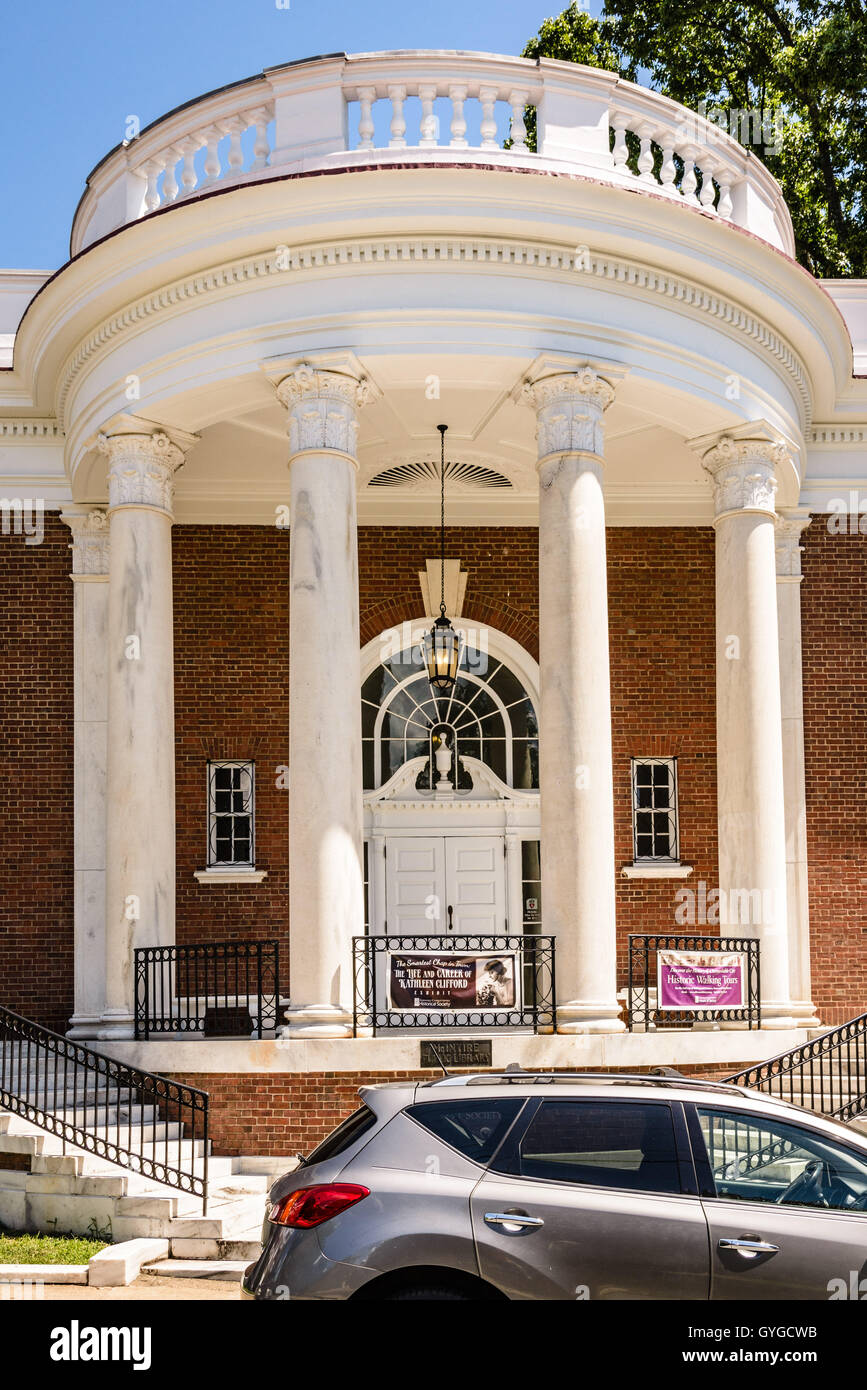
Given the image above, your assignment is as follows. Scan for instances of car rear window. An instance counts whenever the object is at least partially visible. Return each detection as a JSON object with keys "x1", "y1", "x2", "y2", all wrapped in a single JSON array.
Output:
[
  {"x1": 406, "y1": 1099, "x2": 524, "y2": 1164},
  {"x1": 305, "y1": 1105, "x2": 378, "y2": 1165}
]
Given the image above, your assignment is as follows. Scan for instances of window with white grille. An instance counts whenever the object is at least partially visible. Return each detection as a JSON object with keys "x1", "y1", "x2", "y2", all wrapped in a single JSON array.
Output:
[
  {"x1": 631, "y1": 758, "x2": 679, "y2": 863},
  {"x1": 207, "y1": 761, "x2": 255, "y2": 868}
]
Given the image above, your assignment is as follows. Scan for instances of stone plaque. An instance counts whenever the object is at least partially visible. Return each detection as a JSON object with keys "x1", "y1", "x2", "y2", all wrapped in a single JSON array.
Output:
[{"x1": 420, "y1": 1039, "x2": 493, "y2": 1070}]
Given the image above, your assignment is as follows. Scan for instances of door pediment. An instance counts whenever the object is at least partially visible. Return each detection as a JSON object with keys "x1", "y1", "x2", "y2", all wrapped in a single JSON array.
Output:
[{"x1": 364, "y1": 755, "x2": 539, "y2": 809}]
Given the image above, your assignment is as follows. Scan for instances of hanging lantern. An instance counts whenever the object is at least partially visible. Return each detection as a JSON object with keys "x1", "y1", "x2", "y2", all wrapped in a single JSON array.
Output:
[{"x1": 422, "y1": 425, "x2": 462, "y2": 698}]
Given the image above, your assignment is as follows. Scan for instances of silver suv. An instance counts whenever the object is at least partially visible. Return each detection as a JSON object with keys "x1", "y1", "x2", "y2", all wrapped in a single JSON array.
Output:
[{"x1": 241, "y1": 1071, "x2": 867, "y2": 1301}]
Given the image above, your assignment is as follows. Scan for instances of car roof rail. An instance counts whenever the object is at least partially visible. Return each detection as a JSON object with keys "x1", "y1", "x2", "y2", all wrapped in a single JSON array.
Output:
[{"x1": 420, "y1": 1070, "x2": 751, "y2": 1095}]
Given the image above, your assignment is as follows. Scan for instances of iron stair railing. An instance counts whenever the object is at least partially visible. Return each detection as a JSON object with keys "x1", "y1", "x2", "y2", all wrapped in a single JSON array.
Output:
[
  {"x1": 0, "y1": 1005, "x2": 209, "y2": 1211},
  {"x1": 725, "y1": 1012, "x2": 867, "y2": 1121}
]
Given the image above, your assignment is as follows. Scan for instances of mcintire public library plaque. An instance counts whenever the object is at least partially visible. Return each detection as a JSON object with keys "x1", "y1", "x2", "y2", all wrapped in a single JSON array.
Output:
[{"x1": 420, "y1": 1040, "x2": 493, "y2": 1069}]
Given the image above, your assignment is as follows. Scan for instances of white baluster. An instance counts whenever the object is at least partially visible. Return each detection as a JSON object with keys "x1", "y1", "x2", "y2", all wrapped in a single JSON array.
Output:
[
  {"x1": 612, "y1": 119, "x2": 629, "y2": 170},
  {"x1": 251, "y1": 108, "x2": 271, "y2": 170},
  {"x1": 143, "y1": 160, "x2": 162, "y2": 213},
  {"x1": 357, "y1": 86, "x2": 376, "y2": 150},
  {"x1": 180, "y1": 137, "x2": 199, "y2": 196},
  {"x1": 637, "y1": 123, "x2": 656, "y2": 182},
  {"x1": 680, "y1": 144, "x2": 700, "y2": 204},
  {"x1": 479, "y1": 85, "x2": 498, "y2": 149},
  {"x1": 418, "y1": 83, "x2": 438, "y2": 146},
  {"x1": 161, "y1": 149, "x2": 179, "y2": 203},
  {"x1": 201, "y1": 126, "x2": 222, "y2": 186},
  {"x1": 658, "y1": 130, "x2": 677, "y2": 189},
  {"x1": 699, "y1": 159, "x2": 718, "y2": 209},
  {"x1": 717, "y1": 174, "x2": 733, "y2": 219},
  {"x1": 509, "y1": 90, "x2": 528, "y2": 151},
  {"x1": 449, "y1": 84, "x2": 468, "y2": 147},
  {"x1": 387, "y1": 85, "x2": 407, "y2": 148},
  {"x1": 225, "y1": 118, "x2": 244, "y2": 178}
]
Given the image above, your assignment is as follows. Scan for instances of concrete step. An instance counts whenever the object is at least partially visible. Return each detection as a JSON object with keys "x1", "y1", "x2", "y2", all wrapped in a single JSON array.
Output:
[
  {"x1": 169, "y1": 1236, "x2": 262, "y2": 1261},
  {"x1": 142, "y1": 1258, "x2": 249, "y2": 1281}
]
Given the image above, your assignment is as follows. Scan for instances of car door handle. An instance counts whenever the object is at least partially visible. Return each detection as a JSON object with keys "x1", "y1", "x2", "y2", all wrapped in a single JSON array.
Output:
[
  {"x1": 484, "y1": 1211, "x2": 544, "y2": 1231},
  {"x1": 718, "y1": 1236, "x2": 780, "y2": 1258}
]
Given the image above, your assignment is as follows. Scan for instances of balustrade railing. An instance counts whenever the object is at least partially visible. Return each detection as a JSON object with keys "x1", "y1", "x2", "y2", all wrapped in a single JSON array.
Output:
[
  {"x1": 0, "y1": 1005, "x2": 209, "y2": 1211},
  {"x1": 134, "y1": 940, "x2": 281, "y2": 1040},
  {"x1": 72, "y1": 51, "x2": 792, "y2": 256},
  {"x1": 726, "y1": 1013, "x2": 867, "y2": 1121}
]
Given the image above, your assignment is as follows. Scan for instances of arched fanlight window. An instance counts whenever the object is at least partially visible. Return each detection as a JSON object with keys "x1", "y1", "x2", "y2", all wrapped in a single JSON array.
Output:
[{"x1": 361, "y1": 641, "x2": 539, "y2": 792}]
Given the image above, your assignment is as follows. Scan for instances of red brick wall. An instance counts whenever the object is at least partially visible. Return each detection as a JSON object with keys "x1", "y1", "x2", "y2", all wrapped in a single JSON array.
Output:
[
  {"x1": 173, "y1": 527, "x2": 290, "y2": 967},
  {"x1": 802, "y1": 520, "x2": 867, "y2": 1023},
  {"x1": 0, "y1": 513, "x2": 73, "y2": 1031},
  {"x1": 608, "y1": 529, "x2": 719, "y2": 977},
  {"x1": 170, "y1": 1061, "x2": 741, "y2": 1155}
]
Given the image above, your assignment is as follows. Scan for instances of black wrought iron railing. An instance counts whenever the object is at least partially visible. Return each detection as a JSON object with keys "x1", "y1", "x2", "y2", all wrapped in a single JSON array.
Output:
[
  {"x1": 135, "y1": 941, "x2": 280, "y2": 1040},
  {"x1": 352, "y1": 933, "x2": 556, "y2": 1034},
  {"x1": 726, "y1": 1012, "x2": 867, "y2": 1121},
  {"x1": 0, "y1": 1005, "x2": 209, "y2": 1211},
  {"x1": 627, "y1": 934, "x2": 761, "y2": 1031}
]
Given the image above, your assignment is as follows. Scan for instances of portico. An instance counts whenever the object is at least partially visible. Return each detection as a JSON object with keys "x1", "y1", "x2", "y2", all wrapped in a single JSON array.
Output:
[{"x1": 5, "y1": 47, "x2": 866, "y2": 1076}]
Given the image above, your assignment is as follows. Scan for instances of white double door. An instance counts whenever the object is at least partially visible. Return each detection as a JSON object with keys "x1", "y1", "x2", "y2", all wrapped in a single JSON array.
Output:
[{"x1": 386, "y1": 835, "x2": 506, "y2": 935}]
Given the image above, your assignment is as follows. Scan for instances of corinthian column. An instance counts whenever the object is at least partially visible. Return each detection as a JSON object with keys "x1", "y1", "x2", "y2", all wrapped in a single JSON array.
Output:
[
  {"x1": 97, "y1": 423, "x2": 194, "y2": 1038},
  {"x1": 776, "y1": 514, "x2": 820, "y2": 1026},
  {"x1": 61, "y1": 509, "x2": 110, "y2": 1038},
  {"x1": 702, "y1": 433, "x2": 796, "y2": 1028},
  {"x1": 275, "y1": 360, "x2": 374, "y2": 1037},
  {"x1": 521, "y1": 365, "x2": 624, "y2": 1033}
]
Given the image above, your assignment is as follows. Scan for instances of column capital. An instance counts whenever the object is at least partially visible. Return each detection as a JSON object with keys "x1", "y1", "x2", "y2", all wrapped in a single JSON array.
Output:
[
  {"x1": 272, "y1": 355, "x2": 378, "y2": 464},
  {"x1": 517, "y1": 364, "x2": 619, "y2": 470},
  {"x1": 97, "y1": 418, "x2": 197, "y2": 514},
  {"x1": 61, "y1": 508, "x2": 110, "y2": 577},
  {"x1": 776, "y1": 511, "x2": 812, "y2": 579},
  {"x1": 696, "y1": 429, "x2": 794, "y2": 520}
]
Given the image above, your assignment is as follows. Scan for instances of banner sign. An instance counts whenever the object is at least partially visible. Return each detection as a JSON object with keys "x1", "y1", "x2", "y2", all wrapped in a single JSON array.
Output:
[
  {"x1": 387, "y1": 952, "x2": 517, "y2": 1011},
  {"x1": 657, "y1": 949, "x2": 747, "y2": 1010}
]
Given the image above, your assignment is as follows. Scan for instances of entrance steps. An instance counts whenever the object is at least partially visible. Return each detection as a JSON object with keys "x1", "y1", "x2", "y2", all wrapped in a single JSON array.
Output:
[{"x1": 0, "y1": 1108, "x2": 296, "y2": 1261}]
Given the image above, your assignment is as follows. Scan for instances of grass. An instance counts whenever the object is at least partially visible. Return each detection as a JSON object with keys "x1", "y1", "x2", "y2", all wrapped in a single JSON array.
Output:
[{"x1": 0, "y1": 1226, "x2": 109, "y2": 1265}]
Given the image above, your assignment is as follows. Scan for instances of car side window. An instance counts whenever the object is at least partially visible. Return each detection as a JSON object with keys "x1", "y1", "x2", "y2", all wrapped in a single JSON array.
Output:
[
  {"x1": 406, "y1": 1099, "x2": 525, "y2": 1163},
  {"x1": 696, "y1": 1106, "x2": 867, "y2": 1212},
  {"x1": 504, "y1": 1100, "x2": 683, "y2": 1195}
]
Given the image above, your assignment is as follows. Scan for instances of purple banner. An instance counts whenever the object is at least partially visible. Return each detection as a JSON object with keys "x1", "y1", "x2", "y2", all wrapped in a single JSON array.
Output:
[{"x1": 657, "y1": 949, "x2": 746, "y2": 1010}]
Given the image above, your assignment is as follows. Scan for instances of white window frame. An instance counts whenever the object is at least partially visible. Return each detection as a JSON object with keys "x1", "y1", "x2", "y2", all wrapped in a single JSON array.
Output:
[{"x1": 630, "y1": 757, "x2": 680, "y2": 865}]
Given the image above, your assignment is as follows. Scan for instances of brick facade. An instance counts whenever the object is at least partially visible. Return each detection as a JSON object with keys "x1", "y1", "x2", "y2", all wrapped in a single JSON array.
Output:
[
  {"x1": 169, "y1": 1062, "x2": 736, "y2": 1155},
  {"x1": 801, "y1": 521, "x2": 867, "y2": 1023},
  {"x1": 0, "y1": 513, "x2": 73, "y2": 1032},
  {"x1": 1, "y1": 515, "x2": 863, "y2": 1030}
]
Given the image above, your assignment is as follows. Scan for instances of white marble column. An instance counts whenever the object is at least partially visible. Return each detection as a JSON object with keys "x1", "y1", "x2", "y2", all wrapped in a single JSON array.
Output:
[
  {"x1": 702, "y1": 435, "x2": 796, "y2": 1028},
  {"x1": 776, "y1": 514, "x2": 820, "y2": 1026},
  {"x1": 61, "y1": 509, "x2": 110, "y2": 1038},
  {"x1": 522, "y1": 366, "x2": 624, "y2": 1033},
  {"x1": 275, "y1": 361, "x2": 373, "y2": 1037},
  {"x1": 97, "y1": 425, "x2": 192, "y2": 1038}
]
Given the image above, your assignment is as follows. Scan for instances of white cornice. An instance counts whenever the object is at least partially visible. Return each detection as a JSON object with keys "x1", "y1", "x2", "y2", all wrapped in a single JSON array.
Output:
[{"x1": 53, "y1": 235, "x2": 812, "y2": 432}]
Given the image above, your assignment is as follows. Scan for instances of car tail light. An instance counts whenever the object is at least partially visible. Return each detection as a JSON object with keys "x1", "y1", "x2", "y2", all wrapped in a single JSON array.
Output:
[{"x1": 268, "y1": 1183, "x2": 370, "y2": 1229}]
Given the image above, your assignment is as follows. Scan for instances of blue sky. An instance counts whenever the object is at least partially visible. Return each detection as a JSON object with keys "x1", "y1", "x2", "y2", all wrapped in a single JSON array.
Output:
[{"x1": 0, "y1": 0, "x2": 587, "y2": 269}]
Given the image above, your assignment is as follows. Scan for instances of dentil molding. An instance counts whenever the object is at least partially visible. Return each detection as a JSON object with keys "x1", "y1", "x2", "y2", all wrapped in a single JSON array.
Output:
[{"x1": 53, "y1": 236, "x2": 812, "y2": 430}]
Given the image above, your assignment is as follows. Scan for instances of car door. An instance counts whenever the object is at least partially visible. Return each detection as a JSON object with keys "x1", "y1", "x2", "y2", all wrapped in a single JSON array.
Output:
[
  {"x1": 687, "y1": 1102, "x2": 867, "y2": 1300},
  {"x1": 470, "y1": 1096, "x2": 710, "y2": 1300}
]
